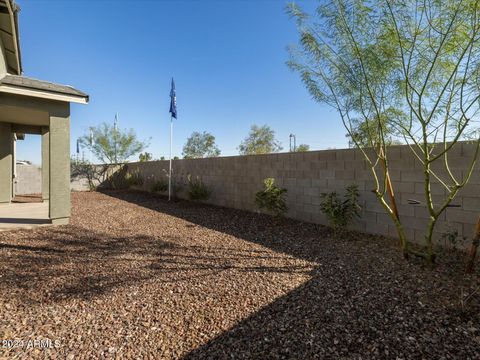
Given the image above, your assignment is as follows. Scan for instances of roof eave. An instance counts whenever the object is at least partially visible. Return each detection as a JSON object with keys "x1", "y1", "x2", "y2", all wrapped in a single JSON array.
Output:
[
  {"x1": 0, "y1": 84, "x2": 89, "y2": 104},
  {"x1": 5, "y1": 0, "x2": 22, "y2": 74}
]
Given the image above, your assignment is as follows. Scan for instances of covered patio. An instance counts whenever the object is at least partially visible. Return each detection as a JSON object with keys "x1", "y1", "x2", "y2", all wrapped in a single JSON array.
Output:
[
  {"x1": 0, "y1": 78, "x2": 88, "y2": 226},
  {"x1": 0, "y1": 0, "x2": 88, "y2": 227}
]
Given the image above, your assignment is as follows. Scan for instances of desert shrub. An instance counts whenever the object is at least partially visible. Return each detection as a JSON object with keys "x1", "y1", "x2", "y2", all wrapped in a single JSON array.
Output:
[
  {"x1": 187, "y1": 175, "x2": 210, "y2": 201},
  {"x1": 124, "y1": 171, "x2": 144, "y2": 188},
  {"x1": 440, "y1": 224, "x2": 467, "y2": 250},
  {"x1": 70, "y1": 158, "x2": 124, "y2": 191},
  {"x1": 255, "y1": 178, "x2": 288, "y2": 216},
  {"x1": 171, "y1": 179, "x2": 184, "y2": 197},
  {"x1": 71, "y1": 161, "x2": 98, "y2": 191},
  {"x1": 320, "y1": 184, "x2": 361, "y2": 231},
  {"x1": 160, "y1": 169, "x2": 185, "y2": 198},
  {"x1": 151, "y1": 180, "x2": 168, "y2": 193}
]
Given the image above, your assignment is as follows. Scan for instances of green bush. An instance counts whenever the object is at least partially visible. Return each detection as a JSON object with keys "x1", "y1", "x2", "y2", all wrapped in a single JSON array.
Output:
[
  {"x1": 320, "y1": 184, "x2": 361, "y2": 231},
  {"x1": 255, "y1": 178, "x2": 288, "y2": 216},
  {"x1": 187, "y1": 175, "x2": 211, "y2": 201},
  {"x1": 159, "y1": 169, "x2": 185, "y2": 198},
  {"x1": 151, "y1": 180, "x2": 168, "y2": 193},
  {"x1": 440, "y1": 223, "x2": 467, "y2": 250},
  {"x1": 124, "y1": 171, "x2": 143, "y2": 188}
]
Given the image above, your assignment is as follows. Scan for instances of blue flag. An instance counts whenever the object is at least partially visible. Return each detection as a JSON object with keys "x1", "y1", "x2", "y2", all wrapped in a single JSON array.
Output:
[
  {"x1": 169, "y1": 78, "x2": 177, "y2": 119},
  {"x1": 76, "y1": 139, "x2": 80, "y2": 154}
]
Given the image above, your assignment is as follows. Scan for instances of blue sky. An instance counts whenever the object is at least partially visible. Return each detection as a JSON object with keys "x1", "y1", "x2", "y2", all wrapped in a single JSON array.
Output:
[{"x1": 15, "y1": 0, "x2": 346, "y2": 164}]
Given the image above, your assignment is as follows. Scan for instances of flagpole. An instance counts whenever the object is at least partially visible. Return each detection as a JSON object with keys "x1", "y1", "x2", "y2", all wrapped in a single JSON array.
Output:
[
  {"x1": 168, "y1": 77, "x2": 176, "y2": 201},
  {"x1": 168, "y1": 115, "x2": 173, "y2": 201}
]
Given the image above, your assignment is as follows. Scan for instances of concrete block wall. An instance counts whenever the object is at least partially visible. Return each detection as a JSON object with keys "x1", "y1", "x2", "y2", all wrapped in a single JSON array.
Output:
[
  {"x1": 15, "y1": 164, "x2": 42, "y2": 195},
  {"x1": 124, "y1": 141, "x2": 479, "y2": 244},
  {"x1": 70, "y1": 164, "x2": 124, "y2": 192}
]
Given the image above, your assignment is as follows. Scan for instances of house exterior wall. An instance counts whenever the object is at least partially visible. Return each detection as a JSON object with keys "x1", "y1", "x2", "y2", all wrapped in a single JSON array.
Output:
[
  {"x1": 122, "y1": 142, "x2": 479, "y2": 245},
  {"x1": 41, "y1": 126, "x2": 49, "y2": 200},
  {"x1": 0, "y1": 122, "x2": 12, "y2": 202},
  {"x1": 48, "y1": 109, "x2": 71, "y2": 224}
]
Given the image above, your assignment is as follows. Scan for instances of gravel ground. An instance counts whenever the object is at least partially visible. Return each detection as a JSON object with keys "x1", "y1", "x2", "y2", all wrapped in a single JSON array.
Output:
[{"x1": 0, "y1": 190, "x2": 479, "y2": 359}]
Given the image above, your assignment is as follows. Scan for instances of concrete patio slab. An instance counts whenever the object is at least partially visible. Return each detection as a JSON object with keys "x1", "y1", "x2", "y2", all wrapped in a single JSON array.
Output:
[{"x1": 0, "y1": 201, "x2": 50, "y2": 230}]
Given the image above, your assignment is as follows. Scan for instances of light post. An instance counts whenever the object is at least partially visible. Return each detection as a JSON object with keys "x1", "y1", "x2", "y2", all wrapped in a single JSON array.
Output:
[{"x1": 289, "y1": 134, "x2": 296, "y2": 152}]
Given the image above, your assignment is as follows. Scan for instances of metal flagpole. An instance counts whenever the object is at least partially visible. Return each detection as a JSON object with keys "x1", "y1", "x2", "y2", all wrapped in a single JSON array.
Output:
[
  {"x1": 168, "y1": 77, "x2": 176, "y2": 201},
  {"x1": 168, "y1": 116, "x2": 173, "y2": 201}
]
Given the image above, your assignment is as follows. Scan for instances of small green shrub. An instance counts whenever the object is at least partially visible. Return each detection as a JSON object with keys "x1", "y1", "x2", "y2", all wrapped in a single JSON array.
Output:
[
  {"x1": 320, "y1": 184, "x2": 361, "y2": 231},
  {"x1": 187, "y1": 175, "x2": 210, "y2": 201},
  {"x1": 440, "y1": 224, "x2": 467, "y2": 250},
  {"x1": 255, "y1": 178, "x2": 288, "y2": 216},
  {"x1": 151, "y1": 180, "x2": 168, "y2": 193},
  {"x1": 160, "y1": 169, "x2": 185, "y2": 198},
  {"x1": 125, "y1": 171, "x2": 144, "y2": 188}
]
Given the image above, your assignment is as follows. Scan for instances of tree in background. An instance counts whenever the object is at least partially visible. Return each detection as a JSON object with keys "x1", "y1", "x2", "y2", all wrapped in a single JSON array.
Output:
[
  {"x1": 182, "y1": 131, "x2": 221, "y2": 159},
  {"x1": 238, "y1": 124, "x2": 283, "y2": 155},
  {"x1": 288, "y1": 0, "x2": 480, "y2": 264},
  {"x1": 139, "y1": 152, "x2": 153, "y2": 162},
  {"x1": 80, "y1": 122, "x2": 149, "y2": 164},
  {"x1": 296, "y1": 144, "x2": 310, "y2": 152},
  {"x1": 347, "y1": 111, "x2": 404, "y2": 148}
]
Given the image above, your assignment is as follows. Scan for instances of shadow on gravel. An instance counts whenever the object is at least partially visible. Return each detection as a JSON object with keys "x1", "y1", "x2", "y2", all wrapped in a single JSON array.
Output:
[
  {"x1": 0, "y1": 242, "x2": 65, "y2": 253},
  {"x1": 183, "y1": 275, "x2": 435, "y2": 359},
  {"x1": 100, "y1": 190, "x2": 333, "y2": 264},
  {"x1": 0, "y1": 226, "x2": 168, "y2": 302},
  {"x1": 0, "y1": 222, "x2": 312, "y2": 304},
  {"x1": 100, "y1": 190, "x2": 480, "y2": 359}
]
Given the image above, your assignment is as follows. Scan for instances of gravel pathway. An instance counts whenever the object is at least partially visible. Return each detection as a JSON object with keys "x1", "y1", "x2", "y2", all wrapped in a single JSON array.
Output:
[{"x1": 0, "y1": 191, "x2": 478, "y2": 359}]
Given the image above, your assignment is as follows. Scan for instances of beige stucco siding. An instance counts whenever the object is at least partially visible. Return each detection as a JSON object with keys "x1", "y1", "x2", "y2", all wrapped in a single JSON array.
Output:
[
  {"x1": 0, "y1": 122, "x2": 12, "y2": 202},
  {"x1": 41, "y1": 126, "x2": 49, "y2": 200},
  {"x1": 48, "y1": 110, "x2": 71, "y2": 222}
]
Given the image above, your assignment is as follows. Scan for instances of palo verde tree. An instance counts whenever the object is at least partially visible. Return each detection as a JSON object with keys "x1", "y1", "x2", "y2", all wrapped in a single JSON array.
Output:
[
  {"x1": 182, "y1": 131, "x2": 221, "y2": 159},
  {"x1": 238, "y1": 124, "x2": 283, "y2": 155},
  {"x1": 288, "y1": 0, "x2": 480, "y2": 263},
  {"x1": 296, "y1": 143, "x2": 311, "y2": 152},
  {"x1": 139, "y1": 152, "x2": 153, "y2": 162},
  {"x1": 80, "y1": 122, "x2": 149, "y2": 164},
  {"x1": 347, "y1": 110, "x2": 404, "y2": 148}
]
